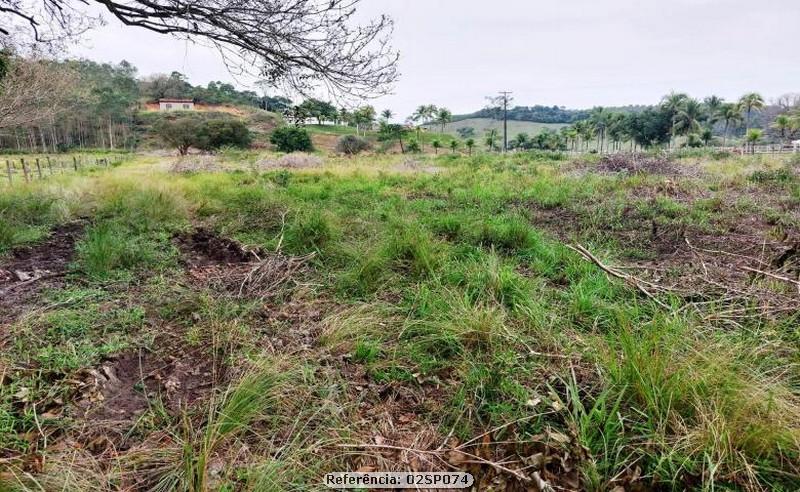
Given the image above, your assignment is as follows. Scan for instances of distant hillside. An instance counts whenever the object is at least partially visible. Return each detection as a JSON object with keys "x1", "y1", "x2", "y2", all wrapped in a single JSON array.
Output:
[
  {"x1": 426, "y1": 118, "x2": 566, "y2": 137},
  {"x1": 454, "y1": 104, "x2": 652, "y2": 125}
]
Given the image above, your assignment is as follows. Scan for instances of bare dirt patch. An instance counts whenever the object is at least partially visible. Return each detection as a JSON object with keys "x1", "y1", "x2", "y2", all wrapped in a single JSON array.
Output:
[
  {"x1": 73, "y1": 337, "x2": 224, "y2": 452},
  {"x1": 174, "y1": 227, "x2": 260, "y2": 268},
  {"x1": 257, "y1": 153, "x2": 323, "y2": 170},
  {"x1": 571, "y1": 153, "x2": 703, "y2": 178},
  {"x1": 0, "y1": 222, "x2": 84, "y2": 326},
  {"x1": 169, "y1": 155, "x2": 221, "y2": 173},
  {"x1": 391, "y1": 158, "x2": 442, "y2": 174},
  {"x1": 526, "y1": 193, "x2": 800, "y2": 323}
]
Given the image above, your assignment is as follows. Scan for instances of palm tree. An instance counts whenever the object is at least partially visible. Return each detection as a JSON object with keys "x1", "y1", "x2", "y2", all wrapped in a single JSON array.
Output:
[
  {"x1": 589, "y1": 107, "x2": 611, "y2": 152},
  {"x1": 718, "y1": 103, "x2": 743, "y2": 147},
  {"x1": 673, "y1": 98, "x2": 706, "y2": 137},
  {"x1": 745, "y1": 128, "x2": 763, "y2": 154},
  {"x1": 381, "y1": 109, "x2": 393, "y2": 121},
  {"x1": 738, "y1": 92, "x2": 765, "y2": 130},
  {"x1": 700, "y1": 128, "x2": 714, "y2": 147},
  {"x1": 771, "y1": 114, "x2": 792, "y2": 148},
  {"x1": 436, "y1": 108, "x2": 452, "y2": 133},
  {"x1": 465, "y1": 138, "x2": 475, "y2": 155},
  {"x1": 661, "y1": 92, "x2": 689, "y2": 147},
  {"x1": 410, "y1": 104, "x2": 439, "y2": 151},
  {"x1": 432, "y1": 139, "x2": 442, "y2": 154},
  {"x1": 449, "y1": 139, "x2": 459, "y2": 154},
  {"x1": 703, "y1": 95, "x2": 724, "y2": 125}
]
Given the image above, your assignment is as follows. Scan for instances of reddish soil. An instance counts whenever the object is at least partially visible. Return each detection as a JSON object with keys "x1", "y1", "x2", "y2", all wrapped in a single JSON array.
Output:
[{"x1": 0, "y1": 222, "x2": 84, "y2": 326}]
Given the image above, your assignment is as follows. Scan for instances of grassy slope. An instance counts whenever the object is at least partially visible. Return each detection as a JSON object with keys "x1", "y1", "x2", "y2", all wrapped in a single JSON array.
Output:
[{"x1": 1, "y1": 151, "x2": 799, "y2": 490}]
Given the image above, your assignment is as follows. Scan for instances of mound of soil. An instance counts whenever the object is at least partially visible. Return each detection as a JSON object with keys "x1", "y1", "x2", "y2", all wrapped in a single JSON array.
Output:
[
  {"x1": 257, "y1": 153, "x2": 323, "y2": 170},
  {"x1": 584, "y1": 153, "x2": 701, "y2": 177},
  {"x1": 174, "y1": 228, "x2": 260, "y2": 268},
  {"x1": 0, "y1": 222, "x2": 84, "y2": 325}
]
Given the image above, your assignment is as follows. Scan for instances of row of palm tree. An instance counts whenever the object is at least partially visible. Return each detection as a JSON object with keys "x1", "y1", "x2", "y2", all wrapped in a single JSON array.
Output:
[{"x1": 555, "y1": 92, "x2": 799, "y2": 153}]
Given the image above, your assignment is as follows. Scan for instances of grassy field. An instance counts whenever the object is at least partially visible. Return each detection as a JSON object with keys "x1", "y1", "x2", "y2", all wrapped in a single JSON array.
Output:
[
  {"x1": 430, "y1": 117, "x2": 567, "y2": 137},
  {"x1": 1, "y1": 149, "x2": 799, "y2": 491}
]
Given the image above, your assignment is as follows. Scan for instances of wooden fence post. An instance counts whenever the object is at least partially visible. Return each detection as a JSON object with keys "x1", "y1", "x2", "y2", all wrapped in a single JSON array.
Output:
[
  {"x1": 46, "y1": 156, "x2": 53, "y2": 175},
  {"x1": 35, "y1": 158, "x2": 43, "y2": 179},
  {"x1": 21, "y1": 158, "x2": 30, "y2": 183},
  {"x1": 73, "y1": 156, "x2": 78, "y2": 171},
  {"x1": 5, "y1": 160, "x2": 11, "y2": 185}
]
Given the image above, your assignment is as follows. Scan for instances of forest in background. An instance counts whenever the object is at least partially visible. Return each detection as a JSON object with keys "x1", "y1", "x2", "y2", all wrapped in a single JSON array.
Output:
[{"x1": 0, "y1": 56, "x2": 289, "y2": 152}]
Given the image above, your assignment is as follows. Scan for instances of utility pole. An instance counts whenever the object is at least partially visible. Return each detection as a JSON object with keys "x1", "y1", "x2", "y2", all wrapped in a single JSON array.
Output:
[{"x1": 499, "y1": 91, "x2": 513, "y2": 152}]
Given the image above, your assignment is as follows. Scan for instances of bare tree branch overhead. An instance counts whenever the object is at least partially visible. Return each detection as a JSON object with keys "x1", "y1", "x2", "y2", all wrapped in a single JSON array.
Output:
[{"x1": 0, "y1": 0, "x2": 399, "y2": 97}]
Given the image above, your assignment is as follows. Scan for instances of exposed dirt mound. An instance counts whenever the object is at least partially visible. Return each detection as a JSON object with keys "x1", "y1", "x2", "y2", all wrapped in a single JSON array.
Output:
[
  {"x1": 0, "y1": 222, "x2": 84, "y2": 325},
  {"x1": 169, "y1": 155, "x2": 221, "y2": 173},
  {"x1": 174, "y1": 228, "x2": 260, "y2": 267},
  {"x1": 257, "y1": 153, "x2": 323, "y2": 170},
  {"x1": 391, "y1": 158, "x2": 442, "y2": 174},
  {"x1": 578, "y1": 153, "x2": 701, "y2": 177},
  {"x1": 175, "y1": 228, "x2": 312, "y2": 300}
]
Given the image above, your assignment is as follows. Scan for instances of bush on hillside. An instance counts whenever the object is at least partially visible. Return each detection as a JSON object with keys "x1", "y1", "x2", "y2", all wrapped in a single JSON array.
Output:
[
  {"x1": 270, "y1": 126, "x2": 314, "y2": 153},
  {"x1": 204, "y1": 119, "x2": 252, "y2": 149},
  {"x1": 335, "y1": 135, "x2": 371, "y2": 155},
  {"x1": 156, "y1": 114, "x2": 251, "y2": 155}
]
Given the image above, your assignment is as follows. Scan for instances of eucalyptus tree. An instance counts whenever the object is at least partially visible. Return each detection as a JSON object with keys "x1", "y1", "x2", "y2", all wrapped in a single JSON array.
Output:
[{"x1": 738, "y1": 92, "x2": 765, "y2": 130}]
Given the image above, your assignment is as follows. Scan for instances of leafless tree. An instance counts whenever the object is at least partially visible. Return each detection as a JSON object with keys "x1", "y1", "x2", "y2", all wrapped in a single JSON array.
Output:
[
  {"x1": 0, "y1": 0, "x2": 398, "y2": 98},
  {"x1": 0, "y1": 55, "x2": 78, "y2": 130}
]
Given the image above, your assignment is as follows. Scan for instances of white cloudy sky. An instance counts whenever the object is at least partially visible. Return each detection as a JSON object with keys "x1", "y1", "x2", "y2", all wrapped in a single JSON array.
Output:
[{"x1": 71, "y1": 0, "x2": 800, "y2": 118}]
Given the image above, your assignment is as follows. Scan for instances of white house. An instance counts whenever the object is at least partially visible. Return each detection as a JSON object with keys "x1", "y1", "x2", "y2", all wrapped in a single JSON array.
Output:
[
  {"x1": 158, "y1": 98, "x2": 195, "y2": 111},
  {"x1": 793, "y1": 139, "x2": 800, "y2": 153}
]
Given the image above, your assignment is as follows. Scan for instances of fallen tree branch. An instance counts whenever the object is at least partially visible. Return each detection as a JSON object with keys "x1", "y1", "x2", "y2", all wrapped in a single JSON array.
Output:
[
  {"x1": 742, "y1": 266, "x2": 800, "y2": 291},
  {"x1": 566, "y1": 244, "x2": 672, "y2": 309}
]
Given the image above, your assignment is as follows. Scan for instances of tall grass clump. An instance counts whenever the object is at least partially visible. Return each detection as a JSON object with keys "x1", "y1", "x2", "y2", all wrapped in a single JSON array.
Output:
[
  {"x1": 0, "y1": 187, "x2": 69, "y2": 253},
  {"x1": 599, "y1": 318, "x2": 800, "y2": 489}
]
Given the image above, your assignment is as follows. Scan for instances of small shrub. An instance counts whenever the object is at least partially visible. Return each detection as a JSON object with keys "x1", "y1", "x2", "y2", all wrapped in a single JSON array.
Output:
[
  {"x1": 336, "y1": 135, "x2": 371, "y2": 155},
  {"x1": 748, "y1": 167, "x2": 795, "y2": 184},
  {"x1": 270, "y1": 126, "x2": 314, "y2": 153},
  {"x1": 204, "y1": 119, "x2": 252, "y2": 149},
  {"x1": 406, "y1": 140, "x2": 421, "y2": 153}
]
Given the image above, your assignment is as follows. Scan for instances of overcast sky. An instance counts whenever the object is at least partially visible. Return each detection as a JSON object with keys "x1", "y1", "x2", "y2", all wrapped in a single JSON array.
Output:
[{"x1": 72, "y1": 0, "x2": 800, "y2": 118}]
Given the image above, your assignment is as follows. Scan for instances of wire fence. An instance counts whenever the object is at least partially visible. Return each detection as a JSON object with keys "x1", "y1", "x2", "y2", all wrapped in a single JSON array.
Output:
[{"x1": 2, "y1": 155, "x2": 126, "y2": 186}]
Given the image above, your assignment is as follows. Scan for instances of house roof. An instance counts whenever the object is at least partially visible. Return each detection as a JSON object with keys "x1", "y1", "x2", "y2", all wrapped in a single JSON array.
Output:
[{"x1": 159, "y1": 98, "x2": 194, "y2": 103}]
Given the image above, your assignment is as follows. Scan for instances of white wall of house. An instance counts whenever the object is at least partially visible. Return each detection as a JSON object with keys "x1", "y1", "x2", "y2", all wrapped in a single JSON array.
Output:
[{"x1": 159, "y1": 101, "x2": 195, "y2": 111}]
